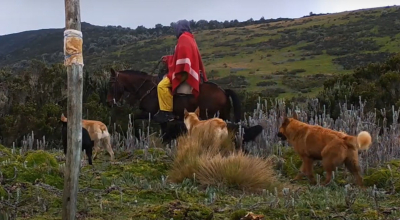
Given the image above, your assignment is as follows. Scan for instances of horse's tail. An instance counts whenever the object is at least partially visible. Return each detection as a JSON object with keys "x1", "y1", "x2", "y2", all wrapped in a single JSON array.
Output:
[{"x1": 224, "y1": 89, "x2": 242, "y2": 123}]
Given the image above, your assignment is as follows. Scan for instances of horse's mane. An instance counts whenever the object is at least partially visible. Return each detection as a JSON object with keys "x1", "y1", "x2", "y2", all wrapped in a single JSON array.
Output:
[{"x1": 118, "y1": 69, "x2": 150, "y2": 76}]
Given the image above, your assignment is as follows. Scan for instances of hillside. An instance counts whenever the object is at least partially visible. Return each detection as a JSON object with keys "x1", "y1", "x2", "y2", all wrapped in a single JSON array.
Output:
[
  {"x1": 3, "y1": 8, "x2": 400, "y2": 219},
  {"x1": 1, "y1": 6, "x2": 400, "y2": 99}
]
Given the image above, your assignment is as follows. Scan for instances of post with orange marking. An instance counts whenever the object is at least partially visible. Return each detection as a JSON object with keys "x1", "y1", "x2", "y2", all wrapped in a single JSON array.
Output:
[{"x1": 62, "y1": 0, "x2": 84, "y2": 219}]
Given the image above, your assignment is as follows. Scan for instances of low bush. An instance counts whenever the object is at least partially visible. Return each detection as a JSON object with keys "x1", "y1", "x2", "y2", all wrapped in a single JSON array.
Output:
[{"x1": 168, "y1": 126, "x2": 278, "y2": 192}]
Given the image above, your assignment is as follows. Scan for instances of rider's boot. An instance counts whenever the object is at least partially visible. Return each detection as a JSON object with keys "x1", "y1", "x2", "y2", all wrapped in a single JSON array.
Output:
[{"x1": 153, "y1": 110, "x2": 175, "y2": 123}]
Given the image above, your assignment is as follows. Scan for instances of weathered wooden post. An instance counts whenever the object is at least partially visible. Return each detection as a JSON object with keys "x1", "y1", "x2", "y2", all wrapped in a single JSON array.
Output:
[{"x1": 62, "y1": 0, "x2": 84, "y2": 219}]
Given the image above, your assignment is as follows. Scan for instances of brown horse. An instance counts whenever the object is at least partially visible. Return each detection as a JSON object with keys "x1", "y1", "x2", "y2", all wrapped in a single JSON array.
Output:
[{"x1": 106, "y1": 68, "x2": 242, "y2": 124}]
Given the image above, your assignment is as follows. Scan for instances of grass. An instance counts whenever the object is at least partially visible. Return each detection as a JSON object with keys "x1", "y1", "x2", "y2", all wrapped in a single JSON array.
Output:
[
  {"x1": 192, "y1": 6, "x2": 400, "y2": 98},
  {"x1": 2, "y1": 97, "x2": 400, "y2": 219},
  {"x1": 168, "y1": 126, "x2": 278, "y2": 192},
  {"x1": 2, "y1": 6, "x2": 400, "y2": 219},
  {"x1": 1, "y1": 143, "x2": 400, "y2": 219}
]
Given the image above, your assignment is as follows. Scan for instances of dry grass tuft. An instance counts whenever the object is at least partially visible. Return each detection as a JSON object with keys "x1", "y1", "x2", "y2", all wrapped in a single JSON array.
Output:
[
  {"x1": 168, "y1": 125, "x2": 278, "y2": 192},
  {"x1": 197, "y1": 151, "x2": 278, "y2": 191},
  {"x1": 168, "y1": 126, "x2": 234, "y2": 183}
]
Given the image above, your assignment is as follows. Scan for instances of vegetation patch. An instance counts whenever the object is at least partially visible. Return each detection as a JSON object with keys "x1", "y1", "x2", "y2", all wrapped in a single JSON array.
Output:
[
  {"x1": 2, "y1": 6, "x2": 400, "y2": 220},
  {"x1": 168, "y1": 127, "x2": 279, "y2": 192},
  {"x1": 332, "y1": 52, "x2": 395, "y2": 70},
  {"x1": 256, "y1": 81, "x2": 277, "y2": 87}
]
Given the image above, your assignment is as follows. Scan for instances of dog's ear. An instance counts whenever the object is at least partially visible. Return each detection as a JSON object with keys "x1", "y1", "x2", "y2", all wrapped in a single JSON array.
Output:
[
  {"x1": 293, "y1": 111, "x2": 298, "y2": 120},
  {"x1": 281, "y1": 111, "x2": 287, "y2": 119},
  {"x1": 282, "y1": 117, "x2": 290, "y2": 127},
  {"x1": 194, "y1": 107, "x2": 200, "y2": 116},
  {"x1": 184, "y1": 108, "x2": 188, "y2": 117},
  {"x1": 110, "y1": 68, "x2": 116, "y2": 77}
]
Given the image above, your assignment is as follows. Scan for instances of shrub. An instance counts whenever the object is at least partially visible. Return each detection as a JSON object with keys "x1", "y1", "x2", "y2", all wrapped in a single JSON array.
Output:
[
  {"x1": 363, "y1": 160, "x2": 400, "y2": 192},
  {"x1": 256, "y1": 81, "x2": 277, "y2": 87},
  {"x1": 168, "y1": 125, "x2": 278, "y2": 192},
  {"x1": 0, "y1": 144, "x2": 14, "y2": 162},
  {"x1": 168, "y1": 126, "x2": 235, "y2": 183},
  {"x1": 24, "y1": 150, "x2": 58, "y2": 168},
  {"x1": 196, "y1": 152, "x2": 277, "y2": 191}
]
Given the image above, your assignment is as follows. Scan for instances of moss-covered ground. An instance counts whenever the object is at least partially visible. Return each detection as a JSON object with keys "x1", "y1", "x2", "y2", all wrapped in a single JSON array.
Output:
[{"x1": 1, "y1": 144, "x2": 400, "y2": 220}]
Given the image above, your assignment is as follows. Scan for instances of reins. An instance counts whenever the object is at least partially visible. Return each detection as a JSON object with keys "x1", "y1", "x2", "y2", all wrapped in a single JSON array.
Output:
[{"x1": 111, "y1": 59, "x2": 163, "y2": 107}]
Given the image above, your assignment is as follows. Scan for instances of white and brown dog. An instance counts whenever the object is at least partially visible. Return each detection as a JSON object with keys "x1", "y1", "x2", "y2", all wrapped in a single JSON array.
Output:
[
  {"x1": 183, "y1": 107, "x2": 229, "y2": 141},
  {"x1": 61, "y1": 114, "x2": 114, "y2": 161}
]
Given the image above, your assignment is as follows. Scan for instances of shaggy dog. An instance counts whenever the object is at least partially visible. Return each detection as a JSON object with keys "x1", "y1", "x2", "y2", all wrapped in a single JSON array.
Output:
[
  {"x1": 61, "y1": 114, "x2": 114, "y2": 161},
  {"x1": 160, "y1": 120, "x2": 264, "y2": 153},
  {"x1": 60, "y1": 115, "x2": 94, "y2": 165},
  {"x1": 183, "y1": 107, "x2": 229, "y2": 143},
  {"x1": 277, "y1": 112, "x2": 372, "y2": 187}
]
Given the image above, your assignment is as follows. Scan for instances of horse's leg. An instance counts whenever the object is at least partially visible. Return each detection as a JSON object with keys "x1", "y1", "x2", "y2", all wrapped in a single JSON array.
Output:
[
  {"x1": 200, "y1": 105, "x2": 222, "y2": 121},
  {"x1": 133, "y1": 110, "x2": 153, "y2": 120},
  {"x1": 173, "y1": 94, "x2": 197, "y2": 120},
  {"x1": 217, "y1": 100, "x2": 230, "y2": 121},
  {"x1": 132, "y1": 110, "x2": 153, "y2": 141},
  {"x1": 159, "y1": 122, "x2": 169, "y2": 143}
]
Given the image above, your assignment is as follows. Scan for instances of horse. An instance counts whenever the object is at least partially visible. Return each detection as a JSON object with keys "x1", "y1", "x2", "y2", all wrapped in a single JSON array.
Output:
[{"x1": 106, "y1": 68, "x2": 242, "y2": 139}]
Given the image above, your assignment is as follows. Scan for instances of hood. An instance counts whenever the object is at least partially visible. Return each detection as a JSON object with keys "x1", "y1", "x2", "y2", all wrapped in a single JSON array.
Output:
[{"x1": 174, "y1": 19, "x2": 191, "y2": 39}]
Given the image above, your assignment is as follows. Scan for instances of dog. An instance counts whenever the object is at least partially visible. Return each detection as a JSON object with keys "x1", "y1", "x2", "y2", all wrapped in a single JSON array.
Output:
[
  {"x1": 160, "y1": 119, "x2": 264, "y2": 152},
  {"x1": 60, "y1": 115, "x2": 94, "y2": 165},
  {"x1": 183, "y1": 107, "x2": 229, "y2": 142},
  {"x1": 277, "y1": 112, "x2": 372, "y2": 187},
  {"x1": 61, "y1": 114, "x2": 114, "y2": 161}
]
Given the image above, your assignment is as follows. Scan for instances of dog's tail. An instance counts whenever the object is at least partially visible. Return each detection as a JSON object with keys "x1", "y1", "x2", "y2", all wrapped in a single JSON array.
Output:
[
  {"x1": 344, "y1": 131, "x2": 372, "y2": 151},
  {"x1": 100, "y1": 124, "x2": 110, "y2": 136}
]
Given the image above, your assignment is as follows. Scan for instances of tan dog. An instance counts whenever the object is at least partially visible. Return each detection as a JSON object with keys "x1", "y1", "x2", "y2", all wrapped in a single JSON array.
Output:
[
  {"x1": 183, "y1": 107, "x2": 229, "y2": 142},
  {"x1": 61, "y1": 114, "x2": 114, "y2": 161},
  {"x1": 277, "y1": 112, "x2": 372, "y2": 187}
]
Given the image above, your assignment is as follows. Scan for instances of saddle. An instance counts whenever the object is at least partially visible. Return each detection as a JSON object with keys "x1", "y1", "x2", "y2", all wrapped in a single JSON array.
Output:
[
  {"x1": 157, "y1": 60, "x2": 205, "y2": 96},
  {"x1": 159, "y1": 71, "x2": 206, "y2": 96}
]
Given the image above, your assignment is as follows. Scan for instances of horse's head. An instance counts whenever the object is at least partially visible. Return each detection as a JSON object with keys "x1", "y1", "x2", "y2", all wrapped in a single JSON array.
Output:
[{"x1": 106, "y1": 68, "x2": 125, "y2": 107}]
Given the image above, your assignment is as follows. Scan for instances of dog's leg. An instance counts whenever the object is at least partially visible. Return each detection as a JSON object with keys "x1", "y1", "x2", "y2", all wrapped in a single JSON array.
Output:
[
  {"x1": 83, "y1": 149, "x2": 88, "y2": 162},
  {"x1": 92, "y1": 139, "x2": 98, "y2": 159},
  {"x1": 321, "y1": 141, "x2": 348, "y2": 186},
  {"x1": 104, "y1": 136, "x2": 115, "y2": 161},
  {"x1": 92, "y1": 148, "x2": 98, "y2": 160},
  {"x1": 292, "y1": 162, "x2": 306, "y2": 182},
  {"x1": 322, "y1": 158, "x2": 335, "y2": 186},
  {"x1": 291, "y1": 156, "x2": 311, "y2": 182},
  {"x1": 87, "y1": 145, "x2": 93, "y2": 166},
  {"x1": 92, "y1": 139, "x2": 101, "y2": 160},
  {"x1": 344, "y1": 157, "x2": 364, "y2": 188},
  {"x1": 304, "y1": 157, "x2": 316, "y2": 185}
]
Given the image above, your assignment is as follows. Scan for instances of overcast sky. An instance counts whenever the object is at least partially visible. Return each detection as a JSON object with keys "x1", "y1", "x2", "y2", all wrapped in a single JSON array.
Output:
[{"x1": 0, "y1": 0, "x2": 398, "y2": 36}]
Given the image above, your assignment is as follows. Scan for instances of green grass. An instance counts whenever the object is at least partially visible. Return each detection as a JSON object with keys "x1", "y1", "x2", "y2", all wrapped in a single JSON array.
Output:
[
  {"x1": 187, "y1": 6, "x2": 400, "y2": 97},
  {"x1": 1, "y1": 144, "x2": 400, "y2": 219}
]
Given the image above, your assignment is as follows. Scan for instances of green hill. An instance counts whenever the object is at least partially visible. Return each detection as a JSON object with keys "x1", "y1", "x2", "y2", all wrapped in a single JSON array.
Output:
[{"x1": 1, "y1": 6, "x2": 399, "y2": 99}]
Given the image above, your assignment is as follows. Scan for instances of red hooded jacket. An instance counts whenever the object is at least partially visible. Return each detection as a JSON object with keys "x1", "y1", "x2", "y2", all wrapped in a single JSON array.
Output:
[{"x1": 162, "y1": 32, "x2": 207, "y2": 98}]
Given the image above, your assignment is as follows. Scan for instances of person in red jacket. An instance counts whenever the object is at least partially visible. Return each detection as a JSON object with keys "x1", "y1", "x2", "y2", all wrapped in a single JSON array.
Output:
[{"x1": 153, "y1": 19, "x2": 207, "y2": 123}]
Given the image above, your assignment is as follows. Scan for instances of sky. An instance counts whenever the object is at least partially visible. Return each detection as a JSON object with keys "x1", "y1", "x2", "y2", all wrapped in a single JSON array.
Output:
[{"x1": 0, "y1": 0, "x2": 398, "y2": 36}]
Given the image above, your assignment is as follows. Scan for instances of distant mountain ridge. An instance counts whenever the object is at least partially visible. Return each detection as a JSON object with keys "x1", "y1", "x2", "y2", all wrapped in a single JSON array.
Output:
[{"x1": 0, "y1": 18, "x2": 293, "y2": 68}]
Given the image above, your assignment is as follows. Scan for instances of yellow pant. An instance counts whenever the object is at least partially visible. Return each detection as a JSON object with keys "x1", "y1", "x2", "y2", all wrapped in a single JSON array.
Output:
[
  {"x1": 157, "y1": 77, "x2": 173, "y2": 112},
  {"x1": 158, "y1": 73, "x2": 188, "y2": 112}
]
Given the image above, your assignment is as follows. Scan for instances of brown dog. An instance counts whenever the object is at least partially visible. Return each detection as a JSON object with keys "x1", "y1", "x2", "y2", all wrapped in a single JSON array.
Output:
[
  {"x1": 61, "y1": 114, "x2": 114, "y2": 161},
  {"x1": 277, "y1": 112, "x2": 372, "y2": 186},
  {"x1": 183, "y1": 107, "x2": 229, "y2": 142}
]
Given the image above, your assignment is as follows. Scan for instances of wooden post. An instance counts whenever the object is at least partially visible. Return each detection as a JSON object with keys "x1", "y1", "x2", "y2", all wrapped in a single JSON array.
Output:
[{"x1": 62, "y1": 0, "x2": 83, "y2": 219}]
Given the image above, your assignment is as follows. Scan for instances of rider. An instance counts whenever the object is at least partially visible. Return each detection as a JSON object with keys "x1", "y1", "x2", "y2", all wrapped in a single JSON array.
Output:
[{"x1": 153, "y1": 19, "x2": 207, "y2": 123}]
